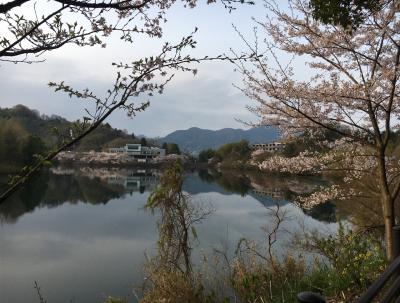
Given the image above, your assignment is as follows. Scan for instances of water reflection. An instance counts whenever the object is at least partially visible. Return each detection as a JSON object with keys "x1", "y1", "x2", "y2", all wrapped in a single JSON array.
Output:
[
  {"x1": 0, "y1": 168, "x2": 160, "y2": 224},
  {"x1": 196, "y1": 169, "x2": 335, "y2": 222},
  {"x1": 0, "y1": 166, "x2": 338, "y2": 303},
  {"x1": 0, "y1": 167, "x2": 336, "y2": 225},
  {"x1": 140, "y1": 167, "x2": 337, "y2": 302}
]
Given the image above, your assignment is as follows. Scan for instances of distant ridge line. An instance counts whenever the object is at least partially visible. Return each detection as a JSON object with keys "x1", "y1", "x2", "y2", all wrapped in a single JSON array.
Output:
[{"x1": 159, "y1": 126, "x2": 279, "y2": 153}]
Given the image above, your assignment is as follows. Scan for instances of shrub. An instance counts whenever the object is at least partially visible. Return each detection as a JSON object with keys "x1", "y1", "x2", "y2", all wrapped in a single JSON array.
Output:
[
  {"x1": 198, "y1": 149, "x2": 215, "y2": 163},
  {"x1": 304, "y1": 224, "x2": 386, "y2": 289},
  {"x1": 229, "y1": 224, "x2": 386, "y2": 303}
]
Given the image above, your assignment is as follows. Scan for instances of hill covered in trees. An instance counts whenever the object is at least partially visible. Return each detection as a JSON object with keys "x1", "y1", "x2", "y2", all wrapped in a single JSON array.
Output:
[
  {"x1": 160, "y1": 126, "x2": 279, "y2": 153},
  {"x1": 0, "y1": 105, "x2": 141, "y2": 151},
  {"x1": 0, "y1": 105, "x2": 141, "y2": 171}
]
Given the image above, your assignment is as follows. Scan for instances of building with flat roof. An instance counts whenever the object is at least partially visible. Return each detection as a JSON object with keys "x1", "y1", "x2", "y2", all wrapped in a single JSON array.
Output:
[
  {"x1": 109, "y1": 144, "x2": 166, "y2": 159},
  {"x1": 250, "y1": 142, "x2": 285, "y2": 153}
]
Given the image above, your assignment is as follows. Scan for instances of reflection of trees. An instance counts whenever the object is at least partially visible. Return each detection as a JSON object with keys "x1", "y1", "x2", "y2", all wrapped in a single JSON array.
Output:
[
  {"x1": 197, "y1": 169, "x2": 215, "y2": 184},
  {"x1": 304, "y1": 201, "x2": 336, "y2": 223},
  {"x1": 247, "y1": 171, "x2": 339, "y2": 222},
  {"x1": 248, "y1": 171, "x2": 326, "y2": 199},
  {"x1": 0, "y1": 171, "x2": 49, "y2": 224},
  {"x1": 0, "y1": 167, "x2": 164, "y2": 223},
  {"x1": 44, "y1": 174, "x2": 125, "y2": 205},
  {"x1": 142, "y1": 163, "x2": 213, "y2": 302},
  {"x1": 198, "y1": 169, "x2": 327, "y2": 201},
  {"x1": 198, "y1": 169, "x2": 250, "y2": 196},
  {"x1": 198, "y1": 169, "x2": 336, "y2": 222},
  {"x1": 0, "y1": 170, "x2": 126, "y2": 224}
]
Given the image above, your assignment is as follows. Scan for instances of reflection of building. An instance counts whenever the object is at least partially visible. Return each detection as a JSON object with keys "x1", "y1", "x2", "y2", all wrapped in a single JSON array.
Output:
[
  {"x1": 251, "y1": 189, "x2": 285, "y2": 200},
  {"x1": 107, "y1": 169, "x2": 159, "y2": 193},
  {"x1": 109, "y1": 144, "x2": 166, "y2": 160},
  {"x1": 250, "y1": 142, "x2": 285, "y2": 152}
]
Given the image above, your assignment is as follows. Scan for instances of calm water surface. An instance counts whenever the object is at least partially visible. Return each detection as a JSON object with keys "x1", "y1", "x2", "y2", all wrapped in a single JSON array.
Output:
[{"x1": 0, "y1": 167, "x2": 337, "y2": 303}]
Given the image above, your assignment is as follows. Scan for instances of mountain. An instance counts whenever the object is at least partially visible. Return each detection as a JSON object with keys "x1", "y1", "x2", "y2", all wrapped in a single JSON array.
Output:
[{"x1": 160, "y1": 127, "x2": 279, "y2": 153}]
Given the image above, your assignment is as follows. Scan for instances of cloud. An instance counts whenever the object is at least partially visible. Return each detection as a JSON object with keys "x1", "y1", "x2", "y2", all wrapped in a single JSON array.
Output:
[
  {"x1": 0, "y1": 1, "x2": 277, "y2": 137},
  {"x1": 108, "y1": 66, "x2": 255, "y2": 137},
  {"x1": 0, "y1": 54, "x2": 255, "y2": 137}
]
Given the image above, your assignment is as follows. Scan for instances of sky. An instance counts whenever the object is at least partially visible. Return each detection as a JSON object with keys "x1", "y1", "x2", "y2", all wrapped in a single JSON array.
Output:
[{"x1": 0, "y1": 1, "x2": 277, "y2": 137}]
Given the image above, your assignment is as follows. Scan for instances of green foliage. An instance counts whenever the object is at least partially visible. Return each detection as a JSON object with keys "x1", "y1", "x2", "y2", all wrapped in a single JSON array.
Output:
[
  {"x1": 196, "y1": 141, "x2": 251, "y2": 169},
  {"x1": 0, "y1": 118, "x2": 26, "y2": 165},
  {"x1": 198, "y1": 148, "x2": 215, "y2": 163},
  {"x1": 305, "y1": 223, "x2": 386, "y2": 288},
  {"x1": 231, "y1": 225, "x2": 386, "y2": 303},
  {"x1": 309, "y1": 0, "x2": 382, "y2": 29},
  {"x1": 0, "y1": 105, "x2": 70, "y2": 147},
  {"x1": 21, "y1": 135, "x2": 48, "y2": 165},
  {"x1": 0, "y1": 105, "x2": 146, "y2": 170},
  {"x1": 146, "y1": 161, "x2": 184, "y2": 210},
  {"x1": 215, "y1": 140, "x2": 250, "y2": 159},
  {"x1": 282, "y1": 129, "x2": 342, "y2": 157},
  {"x1": 75, "y1": 123, "x2": 131, "y2": 151},
  {"x1": 0, "y1": 118, "x2": 48, "y2": 171},
  {"x1": 162, "y1": 142, "x2": 181, "y2": 155},
  {"x1": 0, "y1": 105, "x2": 135, "y2": 153}
]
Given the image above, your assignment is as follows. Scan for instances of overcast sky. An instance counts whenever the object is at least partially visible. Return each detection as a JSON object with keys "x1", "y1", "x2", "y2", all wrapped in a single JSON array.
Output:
[{"x1": 0, "y1": 1, "x2": 281, "y2": 137}]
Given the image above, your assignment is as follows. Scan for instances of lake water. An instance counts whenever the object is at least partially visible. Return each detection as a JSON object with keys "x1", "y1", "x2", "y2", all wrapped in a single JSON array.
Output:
[{"x1": 0, "y1": 167, "x2": 338, "y2": 303}]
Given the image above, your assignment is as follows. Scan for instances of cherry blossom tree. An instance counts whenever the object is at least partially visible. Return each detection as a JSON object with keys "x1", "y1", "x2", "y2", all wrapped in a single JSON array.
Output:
[{"x1": 235, "y1": 0, "x2": 400, "y2": 259}]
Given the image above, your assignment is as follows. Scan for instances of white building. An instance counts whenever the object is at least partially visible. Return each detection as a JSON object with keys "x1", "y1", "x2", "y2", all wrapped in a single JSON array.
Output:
[
  {"x1": 109, "y1": 144, "x2": 166, "y2": 159},
  {"x1": 250, "y1": 142, "x2": 285, "y2": 153}
]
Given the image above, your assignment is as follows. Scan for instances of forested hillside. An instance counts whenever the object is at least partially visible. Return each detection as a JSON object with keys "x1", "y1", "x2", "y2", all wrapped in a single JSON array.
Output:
[{"x1": 0, "y1": 105, "x2": 138, "y2": 171}]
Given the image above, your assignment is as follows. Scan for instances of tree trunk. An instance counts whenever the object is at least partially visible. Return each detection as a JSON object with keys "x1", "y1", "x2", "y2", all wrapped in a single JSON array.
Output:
[
  {"x1": 382, "y1": 193, "x2": 394, "y2": 261},
  {"x1": 377, "y1": 147, "x2": 395, "y2": 261}
]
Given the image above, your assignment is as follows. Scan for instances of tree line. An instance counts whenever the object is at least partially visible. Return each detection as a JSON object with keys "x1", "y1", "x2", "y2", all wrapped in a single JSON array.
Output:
[
  {"x1": 0, "y1": 105, "x2": 176, "y2": 171},
  {"x1": 0, "y1": 119, "x2": 47, "y2": 172},
  {"x1": 198, "y1": 140, "x2": 250, "y2": 166}
]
